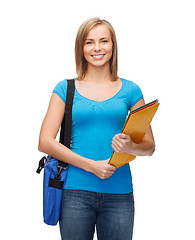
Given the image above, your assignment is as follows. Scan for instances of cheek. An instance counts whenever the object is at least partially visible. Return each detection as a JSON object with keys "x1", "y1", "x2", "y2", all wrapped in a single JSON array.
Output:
[
  {"x1": 83, "y1": 46, "x2": 89, "y2": 60},
  {"x1": 107, "y1": 43, "x2": 113, "y2": 54},
  {"x1": 107, "y1": 45, "x2": 113, "y2": 59}
]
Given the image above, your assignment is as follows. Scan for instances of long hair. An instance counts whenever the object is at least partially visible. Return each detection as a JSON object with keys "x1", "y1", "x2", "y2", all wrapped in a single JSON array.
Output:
[{"x1": 75, "y1": 17, "x2": 118, "y2": 80}]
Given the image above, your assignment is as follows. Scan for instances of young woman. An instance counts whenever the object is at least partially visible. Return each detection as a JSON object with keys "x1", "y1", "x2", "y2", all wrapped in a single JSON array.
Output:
[{"x1": 38, "y1": 17, "x2": 155, "y2": 240}]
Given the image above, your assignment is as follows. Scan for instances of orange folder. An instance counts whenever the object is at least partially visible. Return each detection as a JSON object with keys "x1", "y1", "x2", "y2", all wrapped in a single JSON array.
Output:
[{"x1": 109, "y1": 99, "x2": 160, "y2": 168}]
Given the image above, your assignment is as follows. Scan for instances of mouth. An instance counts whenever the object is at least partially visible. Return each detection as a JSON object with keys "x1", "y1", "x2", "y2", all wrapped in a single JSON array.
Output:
[{"x1": 91, "y1": 54, "x2": 106, "y2": 60}]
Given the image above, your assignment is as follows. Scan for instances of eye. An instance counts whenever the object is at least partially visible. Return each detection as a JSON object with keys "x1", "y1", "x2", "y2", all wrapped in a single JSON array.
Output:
[
  {"x1": 86, "y1": 41, "x2": 93, "y2": 45},
  {"x1": 102, "y1": 40, "x2": 108, "y2": 43}
]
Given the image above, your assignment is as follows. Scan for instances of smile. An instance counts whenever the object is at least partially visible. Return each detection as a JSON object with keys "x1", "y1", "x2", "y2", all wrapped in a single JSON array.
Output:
[{"x1": 91, "y1": 54, "x2": 105, "y2": 60}]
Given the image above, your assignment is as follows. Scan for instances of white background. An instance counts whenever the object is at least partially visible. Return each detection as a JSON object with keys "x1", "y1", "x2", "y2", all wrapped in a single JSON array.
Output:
[{"x1": 1, "y1": 0, "x2": 195, "y2": 239}]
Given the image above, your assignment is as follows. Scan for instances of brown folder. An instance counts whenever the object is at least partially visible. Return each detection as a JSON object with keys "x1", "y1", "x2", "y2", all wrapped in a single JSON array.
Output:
[{"x1": 109, "y1": 99, "x2": 160, "y2": 168}]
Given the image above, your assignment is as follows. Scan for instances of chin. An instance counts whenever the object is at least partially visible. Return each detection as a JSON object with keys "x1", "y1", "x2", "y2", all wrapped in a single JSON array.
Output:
[{"x1": 90, "y1": 62, "x2": 109, "y2": 68}]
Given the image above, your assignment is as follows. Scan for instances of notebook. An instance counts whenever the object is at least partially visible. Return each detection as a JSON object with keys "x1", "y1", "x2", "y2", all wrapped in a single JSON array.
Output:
[{"x1": 109, "y1": 99, "x2": 160, "y2": 168}]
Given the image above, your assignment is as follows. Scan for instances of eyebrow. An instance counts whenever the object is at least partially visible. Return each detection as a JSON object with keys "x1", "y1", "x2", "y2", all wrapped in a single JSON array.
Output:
[{"x1": 86, "y1": 37, "x2": 109, "y2": 41}]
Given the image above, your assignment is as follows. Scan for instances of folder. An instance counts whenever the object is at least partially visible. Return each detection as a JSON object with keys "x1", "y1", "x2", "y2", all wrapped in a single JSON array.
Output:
[{"x1": 109, "y1": 99, "x2": 160, "y2": 168}]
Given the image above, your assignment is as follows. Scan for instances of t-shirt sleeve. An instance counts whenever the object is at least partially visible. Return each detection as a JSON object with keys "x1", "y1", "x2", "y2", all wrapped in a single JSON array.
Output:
[
  {"x1": 130, "y1": 82, "x2": 143, "y2": 108},
  {"x1": 52, "y1": 80, "x2": 68, "y2": 103},
  {"x1": 124, "y1": 80, "x2": 143, "y2": 109}
]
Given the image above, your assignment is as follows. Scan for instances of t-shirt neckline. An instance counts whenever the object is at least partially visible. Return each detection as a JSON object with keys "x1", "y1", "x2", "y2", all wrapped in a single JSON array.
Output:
[{"x1": 74, "y1": 78, "x2": 123, "y2": 103}]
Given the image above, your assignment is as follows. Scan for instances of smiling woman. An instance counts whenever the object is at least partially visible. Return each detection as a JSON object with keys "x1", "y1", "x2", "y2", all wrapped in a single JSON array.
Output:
[
  {"x1": 75, "y1": 18, "x2": 118, "y2": 80},
  {"x1": 83, "y1": 25, "x2": 113, "y2": 68},
  {"x1": 39, "y1": 17, "x2": 155, "y2": 240}
]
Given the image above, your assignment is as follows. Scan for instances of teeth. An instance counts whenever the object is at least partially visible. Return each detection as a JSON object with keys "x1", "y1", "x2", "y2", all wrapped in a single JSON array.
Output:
[{"x1": 92, "y1": 54, "x2": 104, "y2": 59}]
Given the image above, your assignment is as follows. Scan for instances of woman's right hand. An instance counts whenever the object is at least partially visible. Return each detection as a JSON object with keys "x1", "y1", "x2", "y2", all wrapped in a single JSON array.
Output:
[{"x1": 90, "y1": 159, "x2": 116, "y2": 179}]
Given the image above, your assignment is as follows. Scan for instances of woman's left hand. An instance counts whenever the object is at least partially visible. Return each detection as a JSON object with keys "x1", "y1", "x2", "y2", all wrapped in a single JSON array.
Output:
[{"x1": 111, "y1": 133, "x2": 135, "y2": 155}]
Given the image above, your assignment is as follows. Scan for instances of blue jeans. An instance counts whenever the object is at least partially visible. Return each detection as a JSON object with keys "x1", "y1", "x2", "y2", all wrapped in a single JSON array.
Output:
[{"x1": 59, "y1": 189, "x2": 134, "y2": 240}]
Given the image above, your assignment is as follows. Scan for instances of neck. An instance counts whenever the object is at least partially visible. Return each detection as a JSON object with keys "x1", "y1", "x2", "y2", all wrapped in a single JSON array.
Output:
[{"x1": 84, "y1": 63, "x2": 112, "y2": 83}]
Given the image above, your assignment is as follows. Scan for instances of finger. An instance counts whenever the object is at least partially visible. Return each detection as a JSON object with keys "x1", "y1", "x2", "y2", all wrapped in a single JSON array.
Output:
[
  {"x1": 110, "y1": 165, "x2": 116, "y2": 171},
  {"x1": 113, "y1": 134, "x2": 128, "y2": 145},
  {"x1": 111, "y1": 140, "x2": 119, "y2": 150},
  {"x1": 114, "y1": 134, "x2": 123, "y2": 141},
  {"x1": 118, "y1": 133, "x2": 127, "y2": 139},
  {"x1": 106, "y1": 170, "x2": 116, "y2": 178},
  {"x1": 118, "y1": 133, "x2": 131, "y2": 141},
  {"x1": 112, "y1": 136, "x2": 121, "y2": 146},
  {"x1": 112, "y1": 138, "x2": 123, "y2": 150},
  {"x1": 111, "y1": 143, "x2": 120, "y2": 153},
  {"x1": 107, "y1": 162, "x2": 116, "y2": 171},
  {"x1": 103, "y1": 160, "x2": 116, "y2": 171},
  {"x1": 101, "y1": 169, "x2": 115, "y2": 179}
]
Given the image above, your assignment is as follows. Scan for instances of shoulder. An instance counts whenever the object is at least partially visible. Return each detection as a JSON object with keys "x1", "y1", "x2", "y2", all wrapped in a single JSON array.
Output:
[
  {"x1": 121, "y1": 78, "x2": 141, "y2": 90},
  {"x1": 53, "y1": 79, "x2": 68, "y2": 103},
  {"x1": 120, "y1": 78, "x2": 143, "y2": 108}
]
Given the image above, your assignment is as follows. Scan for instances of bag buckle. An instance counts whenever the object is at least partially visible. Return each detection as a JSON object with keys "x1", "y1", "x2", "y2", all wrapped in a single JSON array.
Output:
[
  {"x1": 57, "y1": 163, "x2": 68, "y2": 171},
  {"x1": 36, "y1": 156, "x2": 46, "y2": 174},
  {"x1": 54, "y1": 163, "x2": 68, "y2": 180}
]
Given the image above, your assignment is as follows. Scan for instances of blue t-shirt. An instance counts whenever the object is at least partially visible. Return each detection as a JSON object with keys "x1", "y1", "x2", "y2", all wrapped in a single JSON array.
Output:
[{"x1": 53, "y1": 78, "x2": 143, "y2": 194}]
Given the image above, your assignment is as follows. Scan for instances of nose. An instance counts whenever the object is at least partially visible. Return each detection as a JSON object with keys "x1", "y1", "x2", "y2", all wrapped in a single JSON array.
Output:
[{"x1": 94, "y1": 42, "x2": 101, "y2": 51}]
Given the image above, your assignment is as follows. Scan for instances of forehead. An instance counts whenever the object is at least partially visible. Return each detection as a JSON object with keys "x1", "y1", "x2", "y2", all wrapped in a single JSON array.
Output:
[{"x1": 86, "y1": 24, "x2": 111, "y2": 39}]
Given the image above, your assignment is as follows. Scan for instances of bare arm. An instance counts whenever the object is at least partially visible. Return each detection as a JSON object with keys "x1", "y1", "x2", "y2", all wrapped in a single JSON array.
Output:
[
  {"x1": 112, "y1": 98, "x2": 155, "y2": 156},
  {"x1": 38, "y1": 93, "x2": 116, "y2": 179}
]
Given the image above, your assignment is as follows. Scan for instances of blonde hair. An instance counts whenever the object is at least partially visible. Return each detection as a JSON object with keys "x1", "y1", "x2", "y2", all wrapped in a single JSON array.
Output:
[{"x1": 75, "y1": 17, "x2": 118, "y2": 80}]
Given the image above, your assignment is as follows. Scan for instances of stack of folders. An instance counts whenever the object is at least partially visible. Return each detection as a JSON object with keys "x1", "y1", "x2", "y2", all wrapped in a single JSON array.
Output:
[{"x1": 109, "y1": 99, "x2": 160, "y2": 168}]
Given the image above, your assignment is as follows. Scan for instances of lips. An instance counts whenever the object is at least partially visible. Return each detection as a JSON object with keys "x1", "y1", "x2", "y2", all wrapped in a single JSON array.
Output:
[{"x1": 91, "y1": 54, "x2": 105, "y2": 60}]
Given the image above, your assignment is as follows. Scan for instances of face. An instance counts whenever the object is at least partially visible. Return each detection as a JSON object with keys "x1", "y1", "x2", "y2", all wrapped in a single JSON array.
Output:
[{"x1": 83, "y1": 24, "x2": 113, "y2": 68}]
